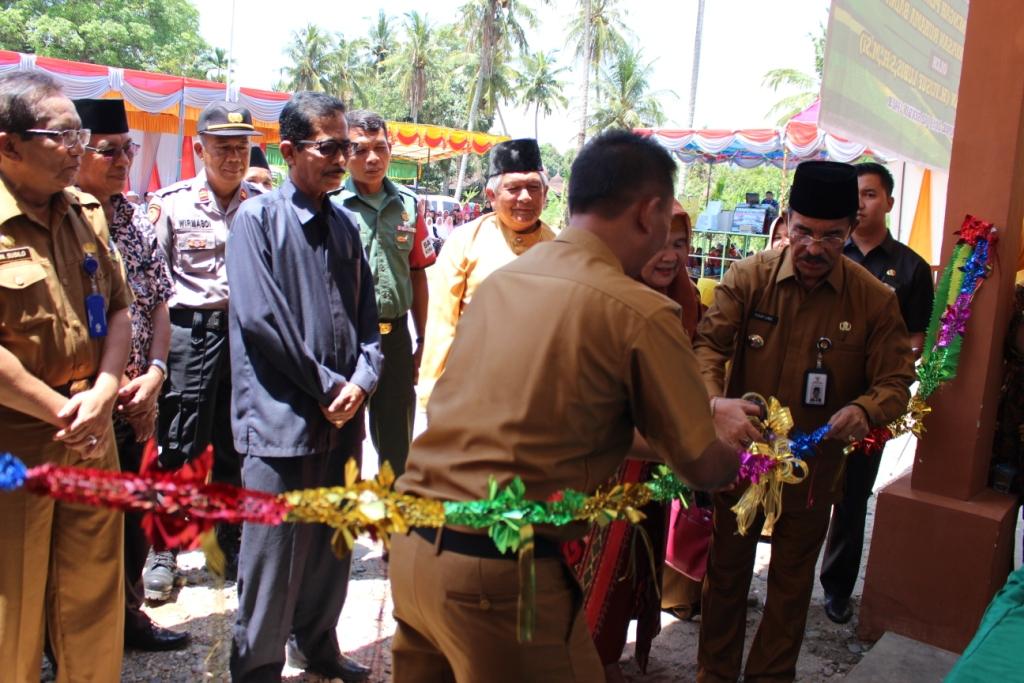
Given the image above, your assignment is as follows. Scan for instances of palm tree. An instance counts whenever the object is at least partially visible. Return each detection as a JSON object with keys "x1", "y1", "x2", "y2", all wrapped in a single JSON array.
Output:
[
  {"x1": 589, "y1": 43, "x2": 668, "y2": 132},
  {"x1": 325, "y1": 35, "x2": 369, "y2": 106},
  {"x1": 282, "y1": 24, "x2": 334, "y2": 92},
  {"x1": 384, "y1": 11, "x2": 439, "y2": 124},
  {"x1": 453, "y1": 0, "x2": 535, "y2": 201},
  {"x1": 517, "y1": 50, "x2": 568, "y2": 139},
  {"x1": 368, "y1": 10, "x2": 394, "y2": 74},
  {"x1": 476, "y1": 51, "x2": 518, "y2": 135},
  {"x1": 199, "y1": 47, "x2": 231, "y2": 83},
  {"x1": 566, "y1": 0, "x2": 630, "y2": 147},
  {"x1": 762, "y1": 20, "x2": 826, "y2": 124}
]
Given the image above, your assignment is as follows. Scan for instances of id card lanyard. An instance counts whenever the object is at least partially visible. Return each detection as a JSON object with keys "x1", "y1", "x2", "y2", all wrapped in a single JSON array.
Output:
[
  {"x1": 82, "y1": 251, "x2": 107, "y2": 338},
  {"x1": 803, "y1": 336, "x2": 832, "y2": 407}
]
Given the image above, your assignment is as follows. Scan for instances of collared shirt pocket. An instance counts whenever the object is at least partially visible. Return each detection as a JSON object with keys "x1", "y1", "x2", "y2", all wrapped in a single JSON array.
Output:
[
  {"x1": 176, "y1": 231, "x2": 219, "y2": 274},
  {"x1": 0, "y1": 256, "x2": 56, "y2": 331}
]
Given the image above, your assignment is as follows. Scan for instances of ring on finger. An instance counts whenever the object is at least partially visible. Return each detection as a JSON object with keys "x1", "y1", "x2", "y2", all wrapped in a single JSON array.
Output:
[{"x1": 87, "y1": 435, "x2": 98, "y2": 447}]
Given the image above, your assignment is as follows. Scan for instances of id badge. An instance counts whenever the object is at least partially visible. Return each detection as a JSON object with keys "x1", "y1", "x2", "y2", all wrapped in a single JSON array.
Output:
[
  {"x1": 85, "y1": 293, "x2": 107, "y2": 338},
  {"x1": 803, "y1": 369, "x2": 829, "y2": 406}
]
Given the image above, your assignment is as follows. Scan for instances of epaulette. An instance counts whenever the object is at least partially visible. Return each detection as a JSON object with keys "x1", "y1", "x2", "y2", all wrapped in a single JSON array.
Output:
[{"x1": 151, "y1": 178, "x2": 195, "y2": 199}]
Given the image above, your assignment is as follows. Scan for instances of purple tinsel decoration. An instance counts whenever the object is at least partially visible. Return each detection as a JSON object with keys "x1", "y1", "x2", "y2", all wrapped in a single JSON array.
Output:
[
  {"x1": 0, "y1": 452, "x2": 27, "y2": 491},
  {"x1": 738, "y1": 450, "x2": 775, "y2": 484},
  {"x1": 936, "y1": 294, "x2": 973, "y2": 348},
  {"x1": 790, "y1": 425, "x2": 832, "y2": 459}
]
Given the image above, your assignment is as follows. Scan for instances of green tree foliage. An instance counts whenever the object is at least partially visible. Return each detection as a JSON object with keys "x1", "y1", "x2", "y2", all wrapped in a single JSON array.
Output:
[
  {"x1": 762, "y1": 18, "x2": 828, "y2": 124},
  {"x1": 0, "y1": 0, "x2": 210, "y2": 76},
  {"x1": 198, "y1": 47, "x2": 230, "y2": 83},
  {"x1": 566, "y1": 0, "x2": 630, "y2": 147},
  {"x1": 518, "y1": 51, "x2": 568, "y2": 139},
  {"x1": 589, "y1": 42, "x2": 668, "y2": 133}
]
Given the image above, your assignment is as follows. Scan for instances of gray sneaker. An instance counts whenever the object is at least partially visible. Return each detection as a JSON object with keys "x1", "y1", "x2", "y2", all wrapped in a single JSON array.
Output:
[{"x1": 143, "y1": 549, "x2": 183, "y2": 602}]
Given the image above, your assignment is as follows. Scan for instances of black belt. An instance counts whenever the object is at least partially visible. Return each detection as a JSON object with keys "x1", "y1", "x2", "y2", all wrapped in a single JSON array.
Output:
[
  {"x1": 412, "y1": 526, "x2": 562, "y2": 560},
  {"x1": 170, "y1": 307, "x2": 228, "y2": 332},
  {"x1": 52, "y1": 377, "x2": 95, "y2": 398}
]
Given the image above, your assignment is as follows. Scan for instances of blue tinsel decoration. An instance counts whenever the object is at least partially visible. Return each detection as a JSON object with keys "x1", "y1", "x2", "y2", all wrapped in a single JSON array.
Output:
[
  {"x1": 0, "y1": 452, "x2": 27, "y2": 491},
  {"x1": 789, "y1": 425, "x2": 831, "y2": 460}
]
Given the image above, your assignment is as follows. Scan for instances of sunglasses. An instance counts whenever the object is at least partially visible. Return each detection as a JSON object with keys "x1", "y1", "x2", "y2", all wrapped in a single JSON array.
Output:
[
  {"x1": 84, "y1": 142, "x2": 140, "y2": 160},
  {"x1": 24, "y1": 128, "x2": 91, "y2": 148},
  {"x1": 297, "y1": 138, "x2": 353, "y2": 159}
]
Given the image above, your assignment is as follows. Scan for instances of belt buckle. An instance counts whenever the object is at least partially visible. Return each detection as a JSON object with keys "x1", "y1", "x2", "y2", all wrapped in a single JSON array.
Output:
[
  {"x1": 379, "y1": 322, "x2": 393, "y2": 335},
  {"x1": 68, "y1": 379, "x2": 93, "y2": 395}
]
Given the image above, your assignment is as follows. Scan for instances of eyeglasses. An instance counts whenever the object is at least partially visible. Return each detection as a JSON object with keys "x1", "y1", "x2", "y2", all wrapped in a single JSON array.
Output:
[
  {"x1": 24, "y1": 128, "x2": 91, "y2": 148},
  {"x1": 298, "y1": 138, "x2": 353, "y2": 159},
  {"x1": 84, "y1": 142, "x2": 140, "y2": 160},
  {"x1": 789, "y1": 231, "x2": 847, "y2": 247}
]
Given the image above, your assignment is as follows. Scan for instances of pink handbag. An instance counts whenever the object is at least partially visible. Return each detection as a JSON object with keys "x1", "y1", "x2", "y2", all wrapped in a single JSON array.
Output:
[{"x1": 665, "y1": 499, "x2": 713, "y2": 581}]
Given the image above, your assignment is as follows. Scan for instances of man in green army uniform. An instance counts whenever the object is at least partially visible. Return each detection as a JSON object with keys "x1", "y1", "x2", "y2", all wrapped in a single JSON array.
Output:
[{"x1": 332, "y1": 110, "x2": 435, "y2": 475}]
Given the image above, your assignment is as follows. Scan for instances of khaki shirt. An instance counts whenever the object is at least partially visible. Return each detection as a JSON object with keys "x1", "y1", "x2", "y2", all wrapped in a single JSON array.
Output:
[
  {"x1": 0, "y1": 181, "x2": 131, "y2": 447},
  {"x1": 399, "y1": 228, "x2": 717, "y2": 512},
  {"x1": 149, "y1": 170, "x2": 257, "y2": 310},
  {"x1": 693, "y1": 248, "x2": 915, "y2": 508},
  {"x1": 418, "y1": 213, "x2": 555, "y2": 402}
]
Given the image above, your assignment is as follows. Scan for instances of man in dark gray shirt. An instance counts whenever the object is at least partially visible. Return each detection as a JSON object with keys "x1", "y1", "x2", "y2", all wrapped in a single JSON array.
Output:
[{"x1": 226, "y1": 91, "x2": 381, "y2": 682}]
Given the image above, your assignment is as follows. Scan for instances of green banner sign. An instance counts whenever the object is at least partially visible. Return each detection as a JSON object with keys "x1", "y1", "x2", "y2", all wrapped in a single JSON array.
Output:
[{"x1": 820, "y1": 0, "x2": 968, "y2": 169}]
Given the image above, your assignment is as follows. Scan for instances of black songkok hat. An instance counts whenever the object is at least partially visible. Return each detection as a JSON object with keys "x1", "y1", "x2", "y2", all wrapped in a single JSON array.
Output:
[
  {"x1": 197, "y1": 101, "x2": 260, "y2": 137},
  {"x1": 788, "y1": 160, "x2": 858, "y2": 220},
  {"x1": 74, "y1": 98, "x2": 129, "y2": 135},
  {"x1": 249, "y1": 145, "x2": 270, "y2": 170},
  {"x1": 486, "y1": 138, "x2": 543, "y2": 178}
]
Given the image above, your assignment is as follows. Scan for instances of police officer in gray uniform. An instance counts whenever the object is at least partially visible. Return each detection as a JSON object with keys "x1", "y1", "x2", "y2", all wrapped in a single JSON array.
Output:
[{"x1": 144, "y1": 101, "x2": 261, "y2": 599}]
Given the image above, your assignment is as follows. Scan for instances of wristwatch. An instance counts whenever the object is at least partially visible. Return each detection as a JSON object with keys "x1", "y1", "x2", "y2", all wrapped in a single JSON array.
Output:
[{"x1": 148, "y1": 358, "x2": 169, "y2": 378}]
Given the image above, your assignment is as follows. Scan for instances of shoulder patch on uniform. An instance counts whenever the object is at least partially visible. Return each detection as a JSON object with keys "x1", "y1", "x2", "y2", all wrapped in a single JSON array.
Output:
[{"x1": 147, "y1": 203, "x2": 161, "y2": 224}]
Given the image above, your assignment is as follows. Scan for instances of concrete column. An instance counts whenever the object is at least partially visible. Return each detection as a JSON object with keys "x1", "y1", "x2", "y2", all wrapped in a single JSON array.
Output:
[{"x1": 858, "y1": 0, "x2": 1024, "y2": 652}]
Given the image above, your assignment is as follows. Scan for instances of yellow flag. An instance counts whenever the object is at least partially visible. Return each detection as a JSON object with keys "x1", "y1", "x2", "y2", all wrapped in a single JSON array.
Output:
[{"x1": 908, "y1": 169, "x2": 933, "y2": 264}]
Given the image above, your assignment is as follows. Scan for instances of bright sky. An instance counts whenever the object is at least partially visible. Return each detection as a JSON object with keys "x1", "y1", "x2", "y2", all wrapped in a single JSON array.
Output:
[{"x1": 195, "y1": 0, "x2": 831, "y2": 151}]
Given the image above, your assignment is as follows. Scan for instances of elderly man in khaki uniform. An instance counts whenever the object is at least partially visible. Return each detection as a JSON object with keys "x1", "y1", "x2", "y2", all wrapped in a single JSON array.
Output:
[
  {"x1": 0, "y1": 71, "x2": 132, "y2": 682},
  {"x1": 694, "y1": 161, "x2": 916, "y2": 683},
  {"x1": 418, "y1": 138, "x2": 555, "y2": 405},
  {"x1": 391, "y1": 130, "x2": 740, "y2": 682}
]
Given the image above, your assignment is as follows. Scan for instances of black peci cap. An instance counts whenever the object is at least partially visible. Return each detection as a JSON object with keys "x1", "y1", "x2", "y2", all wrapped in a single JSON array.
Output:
[
  {"x1": 249, "y1": 145, "x2": 270, "y2": 170},
  {"x1": 486, "y1": 138, "x2": 543, "y2": 178},
  {"x1": 788, "y1": 161, "x2": 858, "y2": 220},
  {"x1": 74, "y1": 99, "x2": 129, "y2": 135}
]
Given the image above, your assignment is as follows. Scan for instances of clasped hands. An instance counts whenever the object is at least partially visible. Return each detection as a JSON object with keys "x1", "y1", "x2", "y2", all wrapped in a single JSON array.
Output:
[{"x1": 321, "y1": 382, "x2": 367, "y2": 428}]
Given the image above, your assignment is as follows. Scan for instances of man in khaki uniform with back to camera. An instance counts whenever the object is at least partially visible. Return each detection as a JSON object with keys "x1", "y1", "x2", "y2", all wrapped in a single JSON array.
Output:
[
  {"x1": 0, "y1": 70, "x2": 132, "y2": 682},
  {"x1": 390, "y1": 130, "x2": 740, "y2": 682}
]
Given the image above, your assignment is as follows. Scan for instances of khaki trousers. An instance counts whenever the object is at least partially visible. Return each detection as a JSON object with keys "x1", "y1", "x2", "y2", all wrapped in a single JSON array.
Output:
[
  {"x1": 389, "y1": 531, "x2": 604, "y2": 683},
  {"x1": 0, "y1": 438, "x2": 124, "y2": 683},
  {"x1": 697, "y1": 490, "x2": 830, "y2": 683}
]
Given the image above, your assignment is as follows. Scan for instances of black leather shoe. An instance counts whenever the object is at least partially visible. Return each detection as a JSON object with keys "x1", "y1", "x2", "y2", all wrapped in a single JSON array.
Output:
[
  {"x1": 824, "y1": 595, "x2": 854, "y2": 624},
  {"x1": 305, "y1": 655, "x2": 371, "y2": 683},
  {"x1": 125, "y1": 624, "x2": 191, "y2": 651}
]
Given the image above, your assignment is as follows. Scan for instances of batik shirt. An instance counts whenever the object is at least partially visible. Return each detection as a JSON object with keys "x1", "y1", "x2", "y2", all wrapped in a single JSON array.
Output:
[{"x1": 109, "y1": 193, "x2": 174, "y2": 379}]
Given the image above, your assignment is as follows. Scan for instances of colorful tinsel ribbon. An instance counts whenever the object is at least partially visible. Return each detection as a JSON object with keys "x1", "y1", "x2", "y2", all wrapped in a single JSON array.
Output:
[
  {"x1": 782, "y1": 215, "x2": 997, "y2": 461},
  {"x1": 0, "y1": 453, "x2": 692, "y2": 557},
  {"x1": 730, "y1": 396, "x2": 808, "y2": 536}
]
